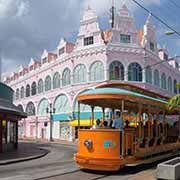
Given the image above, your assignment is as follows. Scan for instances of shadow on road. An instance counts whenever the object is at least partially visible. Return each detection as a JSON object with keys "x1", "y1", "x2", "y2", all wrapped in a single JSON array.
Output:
[{"x1": 81, "y1": 154, "x2": 180, "y2": 177}]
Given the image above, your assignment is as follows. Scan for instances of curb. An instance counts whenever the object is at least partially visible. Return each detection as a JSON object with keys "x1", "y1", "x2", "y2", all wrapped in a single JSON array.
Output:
[
  {"x1": 20, "y1": 139, "x2": 78, "y2": 147},
  {"x1": 0, "y1": 148, "x2": 49, "y2": 166}
]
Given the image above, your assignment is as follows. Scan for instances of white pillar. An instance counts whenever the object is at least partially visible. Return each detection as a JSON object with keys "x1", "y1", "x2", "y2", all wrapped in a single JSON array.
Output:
[
  {"x1": 104, "y1": 68, "x2": 109, "y2": 81},
  {"x1": 124, "y1": 68, "x2": 128, "y2": 81},
  {"x1": 142, "y1": 69, "x2": 146, "y2": 83}
]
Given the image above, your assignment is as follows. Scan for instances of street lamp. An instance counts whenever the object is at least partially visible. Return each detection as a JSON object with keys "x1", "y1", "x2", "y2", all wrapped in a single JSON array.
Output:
[
  {"x1": 46, "y1": 103, "x2": 56, "y2": 142},
  {"x1": 165, "y1": 31, "x2": 176, "y2": 36}
]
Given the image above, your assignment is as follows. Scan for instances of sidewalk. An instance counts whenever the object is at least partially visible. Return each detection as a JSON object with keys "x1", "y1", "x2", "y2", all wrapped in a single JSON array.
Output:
[
  {"x1": 0, "y1": 142, "x2": 49, "y2": 165},
  {"x1": 128, "y1": 170, "x2": 156, "y2": 180}
]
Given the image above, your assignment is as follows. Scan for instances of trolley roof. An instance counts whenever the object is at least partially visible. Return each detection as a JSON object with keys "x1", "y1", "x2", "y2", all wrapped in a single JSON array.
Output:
[{"x1": 78, "y1": 87, "x2": 169, "y2": 112}]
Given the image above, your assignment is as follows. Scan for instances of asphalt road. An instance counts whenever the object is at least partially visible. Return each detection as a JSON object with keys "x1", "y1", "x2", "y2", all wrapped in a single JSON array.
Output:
[{"x1": 0, "y1": 142, "x2": 156, "y2": 180}]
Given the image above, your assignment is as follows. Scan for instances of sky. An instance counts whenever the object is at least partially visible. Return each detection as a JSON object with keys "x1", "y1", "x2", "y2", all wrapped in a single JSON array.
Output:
[{"x1": 1, "y1": 0, "x2": 180, "y2": 78}]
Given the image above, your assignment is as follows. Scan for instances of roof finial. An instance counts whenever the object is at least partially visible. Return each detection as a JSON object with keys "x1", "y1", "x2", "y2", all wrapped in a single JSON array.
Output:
[{"x1": 86, "y1": 0, "x2": 91, "y2": 10}]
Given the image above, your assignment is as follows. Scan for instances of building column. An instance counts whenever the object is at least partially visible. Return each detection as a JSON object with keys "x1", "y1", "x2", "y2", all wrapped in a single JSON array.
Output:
[
  {"x1": 87, "y1": 71, "x2": 90, "y2": 82},
  {"x1": 104, "y1": 68, "x2": 109, "y2": 81},
  {"x1": 124, "y1": 68, "x2": 128, "y2": 81},
  {"x1": 142, "y1": 69, "x2": 146, "y2": 83}
]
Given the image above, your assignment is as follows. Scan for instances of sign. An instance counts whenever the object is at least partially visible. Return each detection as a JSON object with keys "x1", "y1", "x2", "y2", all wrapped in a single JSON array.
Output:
[{"x1": 104, "y1": 140, "x2": 116, "y2": 148}]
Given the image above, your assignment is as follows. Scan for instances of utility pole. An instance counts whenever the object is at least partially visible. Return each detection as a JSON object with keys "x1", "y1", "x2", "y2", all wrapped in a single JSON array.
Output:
[
  {"x1": 111, "y1": 0, "x2": 115, "y2": 28},
  {"x1": 46, "y1": 103, "x2": 56, "y2": 142}
]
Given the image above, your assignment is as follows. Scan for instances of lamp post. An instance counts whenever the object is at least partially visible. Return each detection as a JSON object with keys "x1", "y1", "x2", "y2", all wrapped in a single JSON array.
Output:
[
  {"x1": 35, "y1": 116, "x2": 38, "y2": 141},
  {"x1": 165, "y1": 31, "x2": 176, "y2": 36},
  {"x1": 46, "y1": 103, "x2": 55, "y2": 142}
]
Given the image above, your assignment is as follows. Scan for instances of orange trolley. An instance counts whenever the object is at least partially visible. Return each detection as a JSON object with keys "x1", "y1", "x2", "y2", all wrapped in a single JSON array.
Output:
[{"x1": 74, "y1": 83, "x2": 180, "y2": 171}]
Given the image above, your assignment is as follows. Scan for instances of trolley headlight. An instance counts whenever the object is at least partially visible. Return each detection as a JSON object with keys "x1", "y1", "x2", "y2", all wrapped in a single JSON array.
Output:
[{"x1": 84, "y1": 139, "x2": 93, "y2": 150}]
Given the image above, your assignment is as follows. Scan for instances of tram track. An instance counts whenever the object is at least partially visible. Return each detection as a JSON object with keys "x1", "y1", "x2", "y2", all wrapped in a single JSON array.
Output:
[{"x1": 34, "y1": 169, "x2": 112, "y2": 180}]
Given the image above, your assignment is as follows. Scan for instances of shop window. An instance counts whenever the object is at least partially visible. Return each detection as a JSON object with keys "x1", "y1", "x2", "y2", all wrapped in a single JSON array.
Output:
[
  {"x1": 62, "y1": 68, "x2": 71, "y2": 87},
  {"x1": 109, "y1": 61, "x2": 124, "y2": 80},
  {"x1": 128, "y1": 62, "x2": 142, "y2": 81},
  {"x1": 73, "y1": 64, "x2": 87, "y2": 84},
  {"x1": 53, "y1": 72, "x2": 60, "y2": 89},
  {"x1": 45, "y1": 75, "x2": 52, "y2": 91},
  {"x1": 90, "y1": 61, "x2": 104, "y2": 81},
  {"x1": 38, "y1": 79, "x2": 43, "y2": 94},
  {"x1": 154, "y1": 69, "x2": 160, "y2": 87}
]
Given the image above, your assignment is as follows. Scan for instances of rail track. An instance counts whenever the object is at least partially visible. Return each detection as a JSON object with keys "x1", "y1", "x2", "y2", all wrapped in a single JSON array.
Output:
[{"x1": 35, "y1": 169, "x2": 112, "y2": 180}]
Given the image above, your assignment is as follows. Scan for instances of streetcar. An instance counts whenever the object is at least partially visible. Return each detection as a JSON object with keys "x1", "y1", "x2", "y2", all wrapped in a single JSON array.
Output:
[{"x1": 74, "y1": 82, "x2": 180, "y2": 171}]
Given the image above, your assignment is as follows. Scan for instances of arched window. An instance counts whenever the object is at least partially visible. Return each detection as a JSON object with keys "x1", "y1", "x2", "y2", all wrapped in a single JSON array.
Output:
[
  {"x1": 26, "y1": 84, "x2": 30, "y2": 97},
  {"x1": 17, "y1": 104, "x2": 24, "y2": 112},
  {"x1": 31, "y1": 82, "x2": 37, "y2": 96},
  {"x1": 45, "y1": 75, "x2": 51, "y2": 91},
  {"x1": 161, "y1": 73, "x2": 166, "y2": 89},
  {"x1": 38, "y1": 98, "x2": 49, "y2": 116},
  {"x1": 20, "y1": 86, "x2": 24, "y2": 99},
  {"x1": 38, "y1": 79, "x2": 43, "y2": 94},
  {"x1": 154, "y1": 69, "x2": 160, "y2": 87},
  {"x1": 109, "y1": 61, "x2": 124, "y2": 80},
  {"x1": 54, "y1": 94, "x2": 70, "y2": 114},
  {"x1": 74, "y1": 64, "x2": 87, "y2": 84},
  {"x1": 128, "y1": 62, "x2": 142, "y2": 81},
  {"x1": 74, "y1": 99, "x2": 91, "y2": 113},
  {"x1": 26, "y1": 102, "x2": 35, "y2": 116},
  {"x1": 174, "y1": 79, "x2": 177, "y2": 94},
  {"x1": 90, "y1": 61, "x2": 104, "y2": 81},
  {"x1": 73, "y1": 90, "x2": 102, "y2": 123},
  {"x1": 53, "y1": 72, "x2": 60, "y2": 89},
  {"x1": 168, "y1": 76, "x2": 172, "y2": 92},
  {"x1": 62, "y1": 68, "x2": 71, "y2": 87},
  {"x1": 145, "y1": 66, "x2": 152, "y2": 84},
  {"x1": 16, "y1": 88, "x2": 19, "y2": 100}
]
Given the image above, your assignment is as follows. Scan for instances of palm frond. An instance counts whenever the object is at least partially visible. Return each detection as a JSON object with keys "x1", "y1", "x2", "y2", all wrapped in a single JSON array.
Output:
[
  {"x1": 176, "y1": 82, "x2": 180, "y2": 89},
  {"x1": 168, "y1": 94, "x2": 180, "y2": 111}
]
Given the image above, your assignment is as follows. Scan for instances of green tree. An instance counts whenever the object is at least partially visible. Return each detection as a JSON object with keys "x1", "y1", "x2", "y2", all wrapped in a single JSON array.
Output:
[{"x1": 168, "y1": 82, "x2": 180, "y2": 110}]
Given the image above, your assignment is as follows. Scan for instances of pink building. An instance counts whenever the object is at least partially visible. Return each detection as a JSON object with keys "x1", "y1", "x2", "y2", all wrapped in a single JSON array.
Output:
[{"x1": 4, "y1": 5, "x2": 180, "y2": 141}]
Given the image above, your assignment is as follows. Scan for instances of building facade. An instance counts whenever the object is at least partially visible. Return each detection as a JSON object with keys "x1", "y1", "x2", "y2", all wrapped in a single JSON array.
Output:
[
  {"x1": 4, "y1": 5, "x2": 180, "y2": 141},
  {"x1": 0, "y1": 83, "x2": 25, "y2": 152}
]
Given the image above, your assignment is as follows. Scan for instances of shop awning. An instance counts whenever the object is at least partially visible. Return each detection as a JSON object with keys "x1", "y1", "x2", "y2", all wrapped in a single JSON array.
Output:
[{"x1": 68, "y1": 120, "x2": 96, "y2": 127}]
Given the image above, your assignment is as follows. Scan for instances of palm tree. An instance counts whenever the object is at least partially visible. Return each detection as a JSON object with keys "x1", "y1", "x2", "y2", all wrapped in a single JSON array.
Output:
[{"x1": 168, "y1": 82, "x2": 180, "y2": 110}]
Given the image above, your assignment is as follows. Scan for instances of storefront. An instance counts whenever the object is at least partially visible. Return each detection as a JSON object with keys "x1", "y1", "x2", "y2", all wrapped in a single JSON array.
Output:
[{"x1": 0, "y1": 83, "x2": 26, "y2": 153}]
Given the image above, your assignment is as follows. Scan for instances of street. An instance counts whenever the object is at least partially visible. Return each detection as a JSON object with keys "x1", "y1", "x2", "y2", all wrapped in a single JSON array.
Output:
[{"x1": 0, "y1": 142, "x2": 157, "y2": 180}]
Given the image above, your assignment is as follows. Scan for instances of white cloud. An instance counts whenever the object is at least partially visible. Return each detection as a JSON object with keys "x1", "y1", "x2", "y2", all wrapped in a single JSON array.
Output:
[
  {"x1": 0, "y1": 0, "x2": 29, "y2": 19},
  {"x1": 83, "y1": 0, "x2": 161, "y2": 15}
]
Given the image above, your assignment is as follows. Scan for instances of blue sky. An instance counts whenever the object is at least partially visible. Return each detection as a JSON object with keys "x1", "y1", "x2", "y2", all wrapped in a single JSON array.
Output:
[{"x1": 1, "y1": 0, "x2": 180, "y2": 78}]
